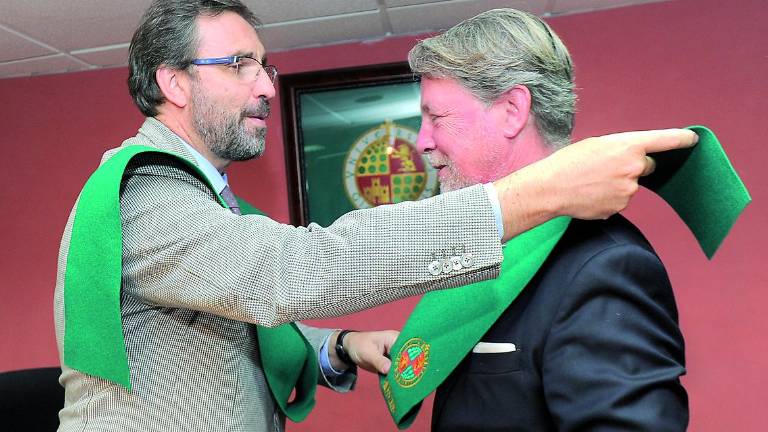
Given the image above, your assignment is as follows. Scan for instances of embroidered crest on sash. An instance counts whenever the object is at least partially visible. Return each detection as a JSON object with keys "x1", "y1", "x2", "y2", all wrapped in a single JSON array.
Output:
[{"x1": 394, "y1": 337, "x2": 431, "y2": 388}]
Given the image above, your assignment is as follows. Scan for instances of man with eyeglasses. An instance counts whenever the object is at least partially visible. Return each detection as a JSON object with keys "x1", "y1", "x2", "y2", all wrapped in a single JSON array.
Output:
[{"x1": 53, "y1": 1, "x2": 697, "y2": 431}]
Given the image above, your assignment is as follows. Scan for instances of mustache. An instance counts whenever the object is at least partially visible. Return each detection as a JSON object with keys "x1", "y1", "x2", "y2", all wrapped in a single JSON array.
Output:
[
  {"x1": 427, "y1": 154, "x2": 449, "y2": 167},
  {"x1": 242, "y1": 99, "x2": 270, "y2": 119}
]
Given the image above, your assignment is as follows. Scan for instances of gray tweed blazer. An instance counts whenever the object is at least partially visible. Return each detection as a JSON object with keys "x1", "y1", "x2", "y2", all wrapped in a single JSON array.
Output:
[{"x1": 53, "y1": 118, "x2": 503, "y2": 431}]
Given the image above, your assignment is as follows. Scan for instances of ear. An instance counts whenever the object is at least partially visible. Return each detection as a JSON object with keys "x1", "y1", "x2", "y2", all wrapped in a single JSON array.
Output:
[
  {"x1": 495, "y1": 84, "x2": 531, "y2": 139},
  {"x1": 155, "y1": 65, "x2": 190, "y2": 109}
]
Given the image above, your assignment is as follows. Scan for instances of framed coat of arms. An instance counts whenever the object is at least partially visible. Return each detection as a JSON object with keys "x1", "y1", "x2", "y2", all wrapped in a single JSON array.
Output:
[{"x1": 280, "y1": 62, "x2": 438, "y2": 227}]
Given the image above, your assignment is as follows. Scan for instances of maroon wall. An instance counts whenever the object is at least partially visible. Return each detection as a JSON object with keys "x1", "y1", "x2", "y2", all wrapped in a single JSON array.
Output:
[{"x1": 0, "y1": 0, "x2": 765, "y2": 430}]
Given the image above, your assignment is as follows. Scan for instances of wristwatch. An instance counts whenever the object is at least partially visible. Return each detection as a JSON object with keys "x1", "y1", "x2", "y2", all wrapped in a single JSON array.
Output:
[{"x1": 334, "y1": 329, "x2": 356, "y2": 366}]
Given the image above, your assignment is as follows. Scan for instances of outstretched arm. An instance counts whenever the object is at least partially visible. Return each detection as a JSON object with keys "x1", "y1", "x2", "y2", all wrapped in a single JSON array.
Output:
[{"x1": 495, "y1": 129, "x2": 698, "y2": 241}]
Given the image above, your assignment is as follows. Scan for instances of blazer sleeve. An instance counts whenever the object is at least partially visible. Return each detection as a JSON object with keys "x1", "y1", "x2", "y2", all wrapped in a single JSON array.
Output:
[
  {"x1": 118, "y1": 155, "x2": 503, "y2": 327},
  {"x1": 541, "y1": 244, "x2": 688, "y2": 432}
]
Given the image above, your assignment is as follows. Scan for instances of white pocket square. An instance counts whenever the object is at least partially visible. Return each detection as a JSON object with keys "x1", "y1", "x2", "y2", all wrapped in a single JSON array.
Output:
[{"x1": 472, "y1": 342, "x2": 517, "y2": 354}]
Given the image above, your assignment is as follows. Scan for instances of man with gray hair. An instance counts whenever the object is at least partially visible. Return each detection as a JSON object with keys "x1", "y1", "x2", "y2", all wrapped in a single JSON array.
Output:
[
  {"x1": 409, "y1": 9, "x2": 687, "y2": 431},
  {"x1": 54, "y1": 1, "x2": 694, "y2": 431}
]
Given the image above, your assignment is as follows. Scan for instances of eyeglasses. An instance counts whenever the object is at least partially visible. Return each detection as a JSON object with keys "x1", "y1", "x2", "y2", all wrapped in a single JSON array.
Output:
[{"x1": 189, "y1": 55, "x2": 278, "y2": 83}]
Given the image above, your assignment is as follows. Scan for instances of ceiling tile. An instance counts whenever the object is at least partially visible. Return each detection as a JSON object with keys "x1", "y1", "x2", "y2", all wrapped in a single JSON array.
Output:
[
  {"x1": 0, "y1": 54, "x2": 90, "y2": 79},
  {"x1": 385, "y1": 0, "x2": 446, "y2": 6},
  {"x1": 0, "y1": 0, "x2": 673, "y2": 80},
  {"x1": 0, "y1": 0, "x2": 153, "y2": 51},
  {"x1": 72, "y1": 45, "x2": 130, "y2": 67},
  {"x1": 388, "y1": 0, "x2": 547, "y2": 34},
  {"x1": 551, "y1": 0, "x2": 667, "y2": 15},
  {"x1": 260, "y1": 12, "x2": 386, "y2": 51},
  {"x1": 244, "y1": 0, "x2": 378, "y2": 24},
  {"x1": 0, "y1": 26, "x2": 55, "y2": 62}
]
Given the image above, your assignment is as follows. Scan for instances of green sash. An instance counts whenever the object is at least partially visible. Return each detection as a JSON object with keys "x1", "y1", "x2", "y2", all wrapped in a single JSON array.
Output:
[
  {"x1": 63, "y1": 145, "x2": 317, "y2": 421},
  {"x1": 380, "y1": 125, "x2": 752, "y2": 428}
]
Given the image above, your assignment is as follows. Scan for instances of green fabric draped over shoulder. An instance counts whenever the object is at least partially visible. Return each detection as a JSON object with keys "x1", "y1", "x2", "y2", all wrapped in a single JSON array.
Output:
[
  {"x1": 63, "y1": 145, "x2": 317, "y2": 422},
  {"x1": 379, "y1": 125, "x2": 752, "y2": 429}
]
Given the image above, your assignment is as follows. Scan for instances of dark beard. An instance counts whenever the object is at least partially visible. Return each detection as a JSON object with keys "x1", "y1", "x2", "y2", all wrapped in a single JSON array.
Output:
[{"x1": 191, "y1": 91, "x2": 269, "y2": 162}]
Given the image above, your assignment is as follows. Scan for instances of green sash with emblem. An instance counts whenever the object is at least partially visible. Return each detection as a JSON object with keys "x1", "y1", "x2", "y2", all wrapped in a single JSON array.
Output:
[
  {"x1": 380, "y1": 125, "x2": 752, "y2": 428},
  {"x1": 63, "y1": 145, "x2": 317, "y2": 421}
]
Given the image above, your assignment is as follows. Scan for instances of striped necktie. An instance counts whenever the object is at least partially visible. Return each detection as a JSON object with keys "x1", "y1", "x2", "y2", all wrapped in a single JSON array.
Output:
[{"x1": 220, "y1": 184, "x2": 241, "y2": 215}]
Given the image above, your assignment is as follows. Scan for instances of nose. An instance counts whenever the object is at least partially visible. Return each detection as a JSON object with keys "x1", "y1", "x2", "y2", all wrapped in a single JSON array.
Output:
[
  {"x1": 252, "y1": 71, "x2": 276, "y2": 100},
  {"x1": 416, "y1": 120, "x2": 435, "y2": 154}
]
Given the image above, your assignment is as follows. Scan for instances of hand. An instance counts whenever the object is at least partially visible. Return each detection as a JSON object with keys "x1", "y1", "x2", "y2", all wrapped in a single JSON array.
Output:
[
  {"x1": 332, "y1": 330, "x2": 399, "y2": 375},
  {"x1": 494, "y1": 128, "x2": 698, "y2": 241}
]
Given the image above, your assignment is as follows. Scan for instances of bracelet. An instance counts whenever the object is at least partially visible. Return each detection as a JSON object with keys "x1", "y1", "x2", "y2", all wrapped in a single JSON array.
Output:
[{"x1": 334, "y1": 329, "x2": 356, "y2": 366}]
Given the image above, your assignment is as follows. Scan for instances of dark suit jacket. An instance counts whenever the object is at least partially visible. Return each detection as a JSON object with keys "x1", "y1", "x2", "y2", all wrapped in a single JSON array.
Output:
[{"x1": 432, "y1": 215, "x2": 688, "y2": 431}]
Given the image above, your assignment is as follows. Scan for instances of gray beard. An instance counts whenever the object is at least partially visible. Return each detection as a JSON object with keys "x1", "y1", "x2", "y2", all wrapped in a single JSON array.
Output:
[
  {"x1": 191, "y1": 93, "x2": 267, "y2": 162},
  {"x1": 436, "y1": 169, "x2": 474, "y2": 194}
]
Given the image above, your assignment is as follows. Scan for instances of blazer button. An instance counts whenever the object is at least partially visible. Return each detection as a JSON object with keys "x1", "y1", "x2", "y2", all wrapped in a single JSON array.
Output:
[
  {"x1": 441, "y1": 259, "x2": 452, "y2": 274},
  {"x1": 428, "y1": 260, "x2": 442, "y2": 276},
  {"x1": 450, "y1": 256, "x2": 463, "y2": 271},
  {"x1": 461, "y1": 253, "x2": 474, "y2": 268}
]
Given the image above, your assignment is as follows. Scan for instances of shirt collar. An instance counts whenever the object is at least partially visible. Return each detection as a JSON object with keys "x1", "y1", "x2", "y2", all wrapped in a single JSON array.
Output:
[{"x1": 179, "y1": 141, "x2": 228, "y2": 194}]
